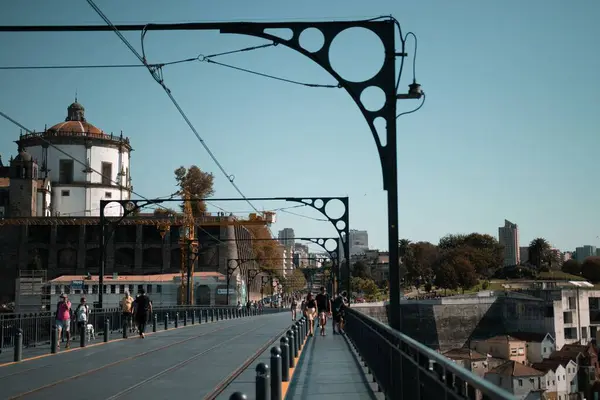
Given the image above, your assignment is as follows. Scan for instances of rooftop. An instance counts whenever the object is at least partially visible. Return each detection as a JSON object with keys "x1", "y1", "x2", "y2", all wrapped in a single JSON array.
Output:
[
  {"x1": 443, "y1": 348, "x2": 487, "y2": 361},
  {"x1": 488, "y1": 361, "x2": 545, "y2": 377},
  {"x1": 48, "y1": 272, "x2": 225, "y2": 283}
]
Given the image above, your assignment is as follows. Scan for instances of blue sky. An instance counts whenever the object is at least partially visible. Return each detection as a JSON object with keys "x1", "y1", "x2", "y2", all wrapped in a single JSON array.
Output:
[{"x1": 0, "y1": 1, "x2": 599, "y2": 253}]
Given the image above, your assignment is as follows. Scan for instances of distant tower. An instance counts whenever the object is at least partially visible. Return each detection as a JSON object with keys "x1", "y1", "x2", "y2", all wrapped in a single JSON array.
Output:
[
  {"x1": 9, "y1": 148, "x2": 38, "y2": 217},
  {"x1": 498, "y1": 219, "x2": 520, "y2": 266}
]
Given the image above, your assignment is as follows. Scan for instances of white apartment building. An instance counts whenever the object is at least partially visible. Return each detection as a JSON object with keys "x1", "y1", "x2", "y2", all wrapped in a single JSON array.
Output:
[
  {"x1": 575, "y1": 246, "x2": 596, "y2": 263},
  {"x1": 499, "y1": 219, "x2": 520, "y2": 266},
  {"x1": 341, "y1": 229, "x2": 369, "y2": 256}
]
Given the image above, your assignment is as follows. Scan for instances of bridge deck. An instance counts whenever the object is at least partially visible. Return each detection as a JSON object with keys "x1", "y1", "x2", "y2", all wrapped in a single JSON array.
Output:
[
  {"x1": 284, "y1": 331, "x2": 382, "y2": 400},
  {"x1": 0, "y1": 312, "x2": 292, "y2": 400}
]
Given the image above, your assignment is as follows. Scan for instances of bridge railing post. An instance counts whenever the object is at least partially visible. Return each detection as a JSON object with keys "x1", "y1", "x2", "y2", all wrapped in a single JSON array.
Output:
[
  {"x1": 104, "y1": 318, "x2": 109, "y2": 342},
  {"x1": 153, "y1": 314, "x2": 157, "y2": 332},
  {"x1": 175, "y1": 312, "x2": 179, "y2": 328},
  {"x1": 80, "y1": 323, "x2": 86, "y2": 347},
  {"x1": 286, "y1": 330, "x2": 295, "y2": 368},
  {"x1": 13, "y1": 328, "x2": 23, "y2": 362},
  {"x1": 270, "y1": 346, "x2": 282, "y2": 400},
  {"x1": 280, "y1": 337, "x2": 289, "y2": 382},
  {"x1": 165, "y1": 313, "x2": 169, "y2": 330},
  {"x1": 50, "y1": 325, "x2": 58, "y2": 353},
  {"x1": 256, "y1": 362, "x2": 270, "y2": 400},
  {"x1": 229, "y1": 393, "x2": 248, "y2": 400}
]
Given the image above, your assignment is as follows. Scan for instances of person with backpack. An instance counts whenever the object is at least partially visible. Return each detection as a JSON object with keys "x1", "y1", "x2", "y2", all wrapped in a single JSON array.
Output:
[
  {"x1": 120, "y1": 292, "x2": 134, "y2": 334},
  {"x1": 75, "y1": 297, "x2": 90, "y2": 340},
  {"x1": 332, "y1": 290, "x2": 349, "y2": 335},
  {"x1": 55, "y1": 294, "x2": 72, "y2": 349}
]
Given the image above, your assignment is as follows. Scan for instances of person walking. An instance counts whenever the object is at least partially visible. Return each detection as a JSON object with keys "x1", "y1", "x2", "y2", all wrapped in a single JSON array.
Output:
[
  {"x1": 290, "y1": 297, "x2": 298, "y2": 321},
  {"x1": 120, "y1": 292, "x2": 134, "y2": 333},
  {"x1": 74, "y1": 297, "x2": 90, "y2": 341},
  {"x1": 332, "y1": 290, "x2": 349, "y2": 335},
  {"x1": 55, "y1": 294, "x2": 72, "y2": 350},
  {"x1": 304, "y1": 293, "x2": 317, "y2": 336},
  {"x1": 315, "y1": 287, "x2": 332, "y2": 336},
  {"x1": 134, "y1": 289, "x2": 152, "y2": 338}
]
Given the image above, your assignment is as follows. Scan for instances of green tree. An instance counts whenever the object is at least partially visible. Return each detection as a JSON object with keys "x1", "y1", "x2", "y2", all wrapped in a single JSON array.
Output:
[
  {"x1": 528, "y1": 238, "x2": 551, "y2": 270},
  {"x1": 438, "y1": 233, "x2": 503, "y2": 276},
  {"x1": 360, "y1": 279, "x2": 380, "y2": 302},
  {"x1": 404, "y1": 241, "x2": 439, "y2": 284},
  {"x1": 352, "y1": 261, "x2": 371, "y2": 279},
  {"x1": 174, "y1": 165, "x2": 215, "y2": 216},
  {"x1": 434, "y1": 261, "x2": 459, "y2": 291},
  {"x1": 282, "y1": 268, "x2": 307, "y2": 293},
  {"x1": 454, "y1": 256, "x2": 478, "y2": 291},
  {"x1": 562, "y1": 259, "x2": 581, "y2": 275},
  {"x1": 581, "y1": 257, "x2": 600, "y2": 282},
  {"x1": 153, "y1": 208, "x2": 177, "y2": 216}
]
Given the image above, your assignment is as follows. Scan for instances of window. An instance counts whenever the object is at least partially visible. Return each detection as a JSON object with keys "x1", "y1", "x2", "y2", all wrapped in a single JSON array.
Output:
[
  {"x1": 156, "y1": 285, "x2": 162, "y2": 294},
  {"x1": 119, "y1": 285, "x2": 125, "y2": 294},
  {"x1": 511, "y1": 348, "x2": 517, "y2": 355},
  {"x1": 59, "y1": 159, "x2": 74, "y2": 184},
  {"x1": 61, "y1": 190, "x2": 70, "y2": 197},
  {"x1": 544, "y1": 347, "x2": 547, "y2": 353},
  {"x1": 110, "y1": 285, "x2": 116, "y2": 294},
  {"x1": 92, "y1": 285, "x2": 98, "y2": 294},
  {"x1": 105, "y1": 192, "x2": 112, "y2": 198},
  {"x1": 582, "y1": 327, "x2": 588, "y2": 339},
  {"x1": 568, "y1": 297, "x2": 576, "y2": 309},
  {"x1": 518, "y1": 379, "x2": 523, "y2": 387},
  {"x1": 564, "y1": 311, "x2": 574, "y2": 324},
  {"x1": 146, "y1": 284, "x2": 152, "y2": 294},
  {"x1": 101, "y1": 162, "x2": 112, "y2": 185},
  {"x1": 518, "y1": 348, "x2": 525, "y2": 355},
  {"x1": 137, "y1": 284, "x2": 143, "y2": 294}
]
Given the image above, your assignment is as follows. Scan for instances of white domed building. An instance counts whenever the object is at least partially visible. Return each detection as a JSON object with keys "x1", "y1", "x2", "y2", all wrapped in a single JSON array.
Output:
[{"x1": 16, "y1": 100, "x2": 132, "y2": 217}]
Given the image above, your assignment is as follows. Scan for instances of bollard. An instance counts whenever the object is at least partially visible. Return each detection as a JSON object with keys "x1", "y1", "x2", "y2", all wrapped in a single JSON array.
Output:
[
  {"x1": 270, "y1": 346, "x2": 282, "y2": 400},
  {"x1": 295, "y1": 322, "x2": 301, "y2": 351},
  {"x1": 286, "y1": 330, "x2": 295, "y2": 368},
  {"x1": 205, "y1": 309, "x2": 209, "y2": 323},
  {"x1": 229, "y1": 393, "x2": 248, "y2": 400},
  {"x1": 153, "y1": 314, "x2": 157, "y2": 333},
  {"x1": 256, "y1": 363, "x2": 270, "y2": 400},
  {"x1": 13, "y1": 328, "x2": 23, "y2": 362},
  {"x1": 211, "y1": 309, "x2": 215, "y2": 322},
  {"x1": 184, "y1": 311, "x2": 188, "y2": 326},
  {"x1": 50, "y1": 325, "x2": 58, "y2": 354},
  {"x1": 165, "y1": 313, "x2": 169, "y2": 330},
  {"x1": 123, "y1": 319, "x2": 128, "y2": 339},
  {"x1": 80, "y1": 324, "x2": 86, "y2": 348},
  {"x1": 191, "y1": 310, "x2": 195, "y2": 325},
  {"x1": 104, "y1": 318, "x2": 109, "y2": 343},
  {"x1": 291, "y1": 325, "x2": 299, "y2": 358},
  {"x1": 280, "y1": 337, "x2": 290, "y2": 382},
  {"x1": 175, "y1": 312, "x2": 179, "y2": 328}
]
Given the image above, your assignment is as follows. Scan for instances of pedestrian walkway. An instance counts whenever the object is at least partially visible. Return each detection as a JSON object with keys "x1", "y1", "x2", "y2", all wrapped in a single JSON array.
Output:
[
  {"x1": 285, "y1": 332, "x2": 383, "y2": 400},
  {"x1": 0, "y1": 311, "x2": 291, "y2": 400}
]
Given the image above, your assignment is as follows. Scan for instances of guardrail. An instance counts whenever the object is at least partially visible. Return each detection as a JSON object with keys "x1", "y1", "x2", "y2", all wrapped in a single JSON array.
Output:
[
  {"x1": 1, "y1": 305, "x2": 272, "y2": 353},
  {"x1": 344, "y1": 308, "x2": 517, "y2": 400}
]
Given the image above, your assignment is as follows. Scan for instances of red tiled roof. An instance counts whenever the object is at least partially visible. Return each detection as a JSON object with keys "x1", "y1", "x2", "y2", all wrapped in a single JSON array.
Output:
[
  {"x1": 489, "y1": 361, "x2": 545, "y2": 377},
  {"x1": 48, "y1": 120, "x2": 103, "y2": 135},
  {"x1": 443, "y1": 348, "x2": 487, "y2": 361},
  {"x1": 0, "y1": 177, "x2": 8, "y2": 188},
  {"x1": 49, "y1": 273, "x2": 225, "y2": 283}
]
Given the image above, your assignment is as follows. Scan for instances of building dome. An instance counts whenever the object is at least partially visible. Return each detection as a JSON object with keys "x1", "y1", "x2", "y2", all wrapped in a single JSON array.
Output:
[{"x1": 46, "y1": 100, "x2": 105, "y2": 135}]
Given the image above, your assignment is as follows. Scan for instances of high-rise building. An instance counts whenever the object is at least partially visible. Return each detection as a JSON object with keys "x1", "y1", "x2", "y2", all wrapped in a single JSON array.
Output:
[
  {"x1": 340, "y1": 229, "x2": 369, "y2": 257},
  {"x1": 519, "y1": 247, "x2": 529, "y2": 264},
  {"x1": 575, "y1": 246, "x2": 596, "y2": 263},
  {"x1": 498, "y1": 220, "x2": 520, "y2": 266},
  {"x1": 277, "y1": 228, "x2": 295, "y2": 248}
]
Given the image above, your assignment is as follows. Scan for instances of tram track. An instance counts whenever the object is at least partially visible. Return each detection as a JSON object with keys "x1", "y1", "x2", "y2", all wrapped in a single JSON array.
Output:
[{"x1": 7, "y1": 318, "x2": 255, "y2": 399}]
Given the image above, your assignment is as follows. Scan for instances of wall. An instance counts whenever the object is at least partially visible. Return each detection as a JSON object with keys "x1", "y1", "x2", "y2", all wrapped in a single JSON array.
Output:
[{"x1": 356, "y1": 294, "x2": 546, "y2": 352}]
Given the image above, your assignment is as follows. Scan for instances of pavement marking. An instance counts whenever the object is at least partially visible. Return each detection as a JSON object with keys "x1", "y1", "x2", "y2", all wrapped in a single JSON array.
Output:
[
  {"x1": 7, "y1": 319, "x2": 255, "y2": 399},
  {"x1": 0, "y1": 314, "x2": 259, "y2": 369}
]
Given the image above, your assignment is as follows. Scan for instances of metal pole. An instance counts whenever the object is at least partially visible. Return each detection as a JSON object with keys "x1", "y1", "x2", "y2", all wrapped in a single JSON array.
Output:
[
  {"x1": 186, "y1": 240, "x2": 192, "y2": 305},
  {"x1": 13, "y1": 328, "x2": 23, "y2": 362},
  {"x1": 226, "y1": 269, "x2": 231, "y2": 306},
  {"x1": 270, "y1": 346, "x2": 282, "y2": 400},
  {"x1": 386, "y1": 125, "x2": 401, "y2": 332},
  {"x1": 99, "y1": 205, "x2": 106, "y2": 308},
  {"x1": 256, "y1": 363, "x2": 270, "y2": 400},
  {"x1": 280, "y1": 337, "x2": 289, "y2": 382}
]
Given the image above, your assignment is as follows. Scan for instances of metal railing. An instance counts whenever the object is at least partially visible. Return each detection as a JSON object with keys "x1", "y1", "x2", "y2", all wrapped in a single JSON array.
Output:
[
  {"x1": 1, "y1": 305, "x2": 274, "y2": 351},
  {"x1": 344, "y1": 308, "x2": 517, "y2": 400}
]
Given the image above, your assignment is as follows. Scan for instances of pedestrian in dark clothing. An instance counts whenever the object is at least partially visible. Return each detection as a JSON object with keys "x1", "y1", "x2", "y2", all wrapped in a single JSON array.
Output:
[{"x1": 134, "y1": 289, "x2": 152, "y2": 338}]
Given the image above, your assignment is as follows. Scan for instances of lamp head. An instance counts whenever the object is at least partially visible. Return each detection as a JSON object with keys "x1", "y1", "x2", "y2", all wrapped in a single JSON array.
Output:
[
  {"x1": 408, "y1": 81, "x2": 423, "y2": 98},
  {"x1": 396, "y1": 80, "x2": 423, "y2": 100}
]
